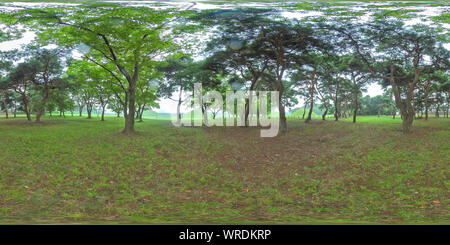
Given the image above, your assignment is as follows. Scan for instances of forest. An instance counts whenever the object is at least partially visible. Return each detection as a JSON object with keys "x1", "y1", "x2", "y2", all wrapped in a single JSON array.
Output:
[{"x1": 0, "y1": 1, "x2": 449, "y2": 224}]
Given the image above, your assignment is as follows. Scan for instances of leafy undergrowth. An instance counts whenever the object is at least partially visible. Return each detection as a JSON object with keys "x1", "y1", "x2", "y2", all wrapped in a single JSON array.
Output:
[{"x1": 0, "y1": 115, "x2": 448, "y2": 224}]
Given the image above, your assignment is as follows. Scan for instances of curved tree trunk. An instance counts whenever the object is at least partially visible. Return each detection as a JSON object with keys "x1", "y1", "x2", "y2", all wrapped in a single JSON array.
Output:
[
  {"x1": 35, "y1": 89, "x2": 49, "y2": 122},
  {"x1": 334, "y1": 86, "x2": 339, "y2": 121},
  {"x1": 389, "y1": 65, "x2": 416, "y2": 133},
  {"x1": 322, "y1": 107, "x2": 328, "y2": 121},
  {"x1": 305, "y1": 69, "x2": 316, "y2": 123},
  {"x1": 20, "y1": 94, "x2": 32, "y2": 121},
  {"x1": 135, "y1": 104, "x2": 141, "y2": 119}
]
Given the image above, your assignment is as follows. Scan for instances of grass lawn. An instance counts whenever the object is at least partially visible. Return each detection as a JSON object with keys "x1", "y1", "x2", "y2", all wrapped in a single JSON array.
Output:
[{"x1": 0, "y1": 115, "x2": 449, "y2": 224}]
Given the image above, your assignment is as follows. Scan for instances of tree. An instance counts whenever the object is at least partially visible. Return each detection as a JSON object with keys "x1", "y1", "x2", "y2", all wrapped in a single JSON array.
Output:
[
  {"x1": 108, "y1": 98, "x2": 124, "y2": 118},
  {"x1": 202, "y1": 13, "x2": 271, "y2": 127},
  {"x1": 157, "y1": 55, "x2": 196, "y2": 125},
  {"x1": 67, "y1": 60, "x2": 112, "y2": 120},
  {"x1": 334, "y1": 20, "x2": 450, "y2": 133},
  {"x1": 342, "y1": 54, "x2": 372, "y2": 123},
  {"x1": 136, "y1": 79, "x2": 159, "y2": 122},
  {"x1": 27, "y1": 48, "x2": 67, "y2": 122},
  {"x1": 258, "y1": 19, "x2": 323, "y2": 131},
  {"x1": 10, "y1": 4, "x2": 181, "y2": 133},
  {"x1": 5, "y1": 63, "x2": 34, "y2": 121},
  {"x1": 45, "y1": 99, "x2": 56, "y2": 117}
]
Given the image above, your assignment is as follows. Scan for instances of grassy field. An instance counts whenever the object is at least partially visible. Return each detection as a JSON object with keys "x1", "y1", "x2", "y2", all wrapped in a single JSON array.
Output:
[{"x1": 0, "y1": 115, "x2": 448, "y2": 224}]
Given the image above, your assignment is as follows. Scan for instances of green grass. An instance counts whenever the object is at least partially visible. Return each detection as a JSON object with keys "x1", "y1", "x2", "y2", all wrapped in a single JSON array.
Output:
[
  {"x1": 375, "y1": 9, "x2": 422, "y2": 19},
  {"x1": 432, "y1": 13, "x2": 450, "y2": 24},
  {"x1": 0, "y1": 114, "x2": 449, "y2": 224}
]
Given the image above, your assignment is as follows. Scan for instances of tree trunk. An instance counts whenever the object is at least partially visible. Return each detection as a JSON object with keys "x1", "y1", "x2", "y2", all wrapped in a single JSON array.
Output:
[
  {"x1": 24, "y1": 104, "x2": 31, "y2": 122},
  {"x1": 352, "y1": 75, "x2": 358, "y2": 123},
  {"x1": 202, "y1": 104, "x2": 209, "y2": 126},
  {"x1": 276, "y1": 80, "x2": 287, "y2": 132},
  {"x1": 389, "y1": 65, "x2": 416, "y2": 133},
  {"x1": 334, "y1": 105, "x2": 338, "y2": 120},
  {"x1": 139, "y1": 104, "x2": 145, "y2": 122},
  {"x1": 2, "y1": 94, "x2": 8, "y2": 119},
  {"x1": 305, "y1": 98, "x2": 314, "y2": 123},
  {"x1": 334, "y1": 83, "x2": 339, "y2": 121},
  {"x1": 35, "y1": 89, "x2": 49, "y2": 122},
  {"x1": 435, "y1": 93, "x2": 440, "y2": 118},
  {"x1": 101, "y1": 105, "x2": 105, "y2": 121},
  {"x1": 424, "y1": 79, "x2": 430, "y2": 120},
  {"x1": 402, "y1": 112, "x2": 414, "y2": 134},
  {"x1": 343, "y1": 100, "x2": 348, "y2": 118},
  {"x1": 322, "y1": 106, "x2": 328, "y2": 121},
  {"x1": 245, "y1": 81, "x2": 257, "y2": 127},
  {"x1": 176, "y1": 86, "x2": 183, "y2": 125},
  {"x1": 135, "y1": 104, "x2": 141, "y2": 119},
  {"x1": 176, "y1": 99, "x2": 182, "y2": 124},
  {"x1": 244, "y1": 98, "x2": 250, "y2": 126},
  {"x1": 87, "y1": 105, "x2": 92, "y2": 119},
  {"x1": 22, "y1": 95, "x2": 31, "y2": 121},
  {"x1": 122, "y1": 93, "x2": 128, "y2": 125},
  {"x1": 305, "y1": 70, "x2": 315, "y2": 123},
  {"x1": 123, "y1": 79, "x2": 136, "y2": 134}
]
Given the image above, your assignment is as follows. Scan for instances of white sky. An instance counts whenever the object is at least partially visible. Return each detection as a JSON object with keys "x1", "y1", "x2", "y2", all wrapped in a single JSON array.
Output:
[{"x1": 0, "y1": 2, "x2": 448, "y2": 113}]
